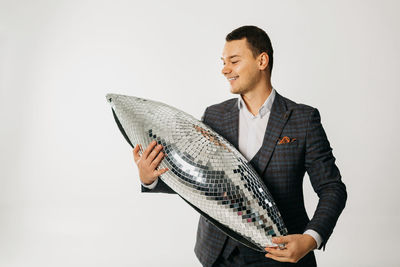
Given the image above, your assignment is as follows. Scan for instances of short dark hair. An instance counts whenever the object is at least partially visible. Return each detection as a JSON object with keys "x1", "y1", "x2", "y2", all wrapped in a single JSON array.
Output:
[{"x1": 226, "y1": 25, "x2": 274, "y2": 74}]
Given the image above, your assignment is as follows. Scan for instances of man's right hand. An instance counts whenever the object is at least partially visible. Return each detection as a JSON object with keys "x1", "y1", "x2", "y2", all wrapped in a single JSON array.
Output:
[{"x1": 133, "y1": 140, "x2": 169, "y2": 185}]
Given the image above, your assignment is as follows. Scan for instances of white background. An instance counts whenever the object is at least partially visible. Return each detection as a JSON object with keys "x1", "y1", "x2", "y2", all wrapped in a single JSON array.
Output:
[{"x1": 1, "y1": 0, "x2": 399, "y2": 266}]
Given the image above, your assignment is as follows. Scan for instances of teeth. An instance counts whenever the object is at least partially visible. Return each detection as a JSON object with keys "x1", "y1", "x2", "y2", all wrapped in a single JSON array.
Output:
[{"x1": 228, "y1": 76, "x2": 238, "y2": 81}]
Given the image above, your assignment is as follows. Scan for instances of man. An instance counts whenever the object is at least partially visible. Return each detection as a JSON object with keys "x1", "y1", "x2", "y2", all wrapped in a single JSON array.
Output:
[{"x1": 133, "y1": 26, "x2": 347, "y2": 266}]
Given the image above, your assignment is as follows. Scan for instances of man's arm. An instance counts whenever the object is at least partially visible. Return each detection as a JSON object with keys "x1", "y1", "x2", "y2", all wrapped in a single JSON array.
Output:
[
  {"x1": 303, "y1": 108, "x2": 347, "y2": 249},
  {"x1": 265, "y1": 107, "x2": 347, "y2": 263}
]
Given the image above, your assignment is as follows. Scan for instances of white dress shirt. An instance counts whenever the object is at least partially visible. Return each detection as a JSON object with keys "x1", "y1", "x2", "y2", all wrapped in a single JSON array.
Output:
[
  {"x1": 142, "y1": 88, "x2": 322, "y2": 248},
  {"x1": 238, "y1": 88, "x2": 275, "y2": 161}
]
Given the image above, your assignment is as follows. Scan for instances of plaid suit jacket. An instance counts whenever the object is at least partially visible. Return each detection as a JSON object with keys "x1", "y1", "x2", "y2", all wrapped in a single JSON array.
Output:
[{"x1": 142, "y1": 91, "x2": 347, "y2": 266}]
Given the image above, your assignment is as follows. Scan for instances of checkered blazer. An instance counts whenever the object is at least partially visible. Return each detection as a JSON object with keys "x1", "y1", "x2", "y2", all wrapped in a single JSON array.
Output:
[{"x1": 142, "y1": 91, "x2": 347, "y2": 266}]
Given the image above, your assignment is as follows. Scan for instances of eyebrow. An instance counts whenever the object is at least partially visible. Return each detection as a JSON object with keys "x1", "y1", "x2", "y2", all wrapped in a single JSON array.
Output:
[{"x1": 220, "y1": 55, "x2": 241, "y2": 60}]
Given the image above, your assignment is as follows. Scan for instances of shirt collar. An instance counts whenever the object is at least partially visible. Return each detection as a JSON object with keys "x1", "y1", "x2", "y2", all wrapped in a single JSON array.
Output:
[{"x1": 237, "y1": 87, "x2": 276, "y2": 118}]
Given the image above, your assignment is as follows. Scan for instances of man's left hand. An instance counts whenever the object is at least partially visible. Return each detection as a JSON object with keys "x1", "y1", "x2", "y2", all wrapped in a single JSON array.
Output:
[{"x1": 265, "y1": 234, "x2": 317, "y2": 263}]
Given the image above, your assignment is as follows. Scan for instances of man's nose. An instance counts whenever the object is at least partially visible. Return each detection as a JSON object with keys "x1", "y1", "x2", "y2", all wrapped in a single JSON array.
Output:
[{"x1": 221, "y1": 65, "x2": 231, "y2": 75}]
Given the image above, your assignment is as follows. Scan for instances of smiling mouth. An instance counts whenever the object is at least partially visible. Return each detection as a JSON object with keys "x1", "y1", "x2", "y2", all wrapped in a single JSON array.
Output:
[{"x1": 228, "y1": 76, "x2": 239, "y2": 81}]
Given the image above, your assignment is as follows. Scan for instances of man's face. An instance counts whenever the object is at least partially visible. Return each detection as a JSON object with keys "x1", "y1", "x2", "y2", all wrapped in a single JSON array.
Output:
[{"x1": 221, "y1": 38, "x2": 263, "y2": 95}]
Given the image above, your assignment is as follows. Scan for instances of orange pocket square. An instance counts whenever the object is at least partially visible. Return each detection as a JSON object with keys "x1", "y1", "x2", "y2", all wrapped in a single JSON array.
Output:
[{"x1": 277, "y1": 136, "x2": 296, "y2": 145}]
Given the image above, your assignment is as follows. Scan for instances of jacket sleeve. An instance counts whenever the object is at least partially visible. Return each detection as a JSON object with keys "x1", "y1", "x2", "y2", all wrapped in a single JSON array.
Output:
[
  {"x1": 303, "y1": 108, "x2": 347, "y2": 249},
  {"x1": 141, "y1": 107, "x2": 209, "y2": 194},
  {"x1": 141, "y1": 178, "x2": 175, "y2": 193}
]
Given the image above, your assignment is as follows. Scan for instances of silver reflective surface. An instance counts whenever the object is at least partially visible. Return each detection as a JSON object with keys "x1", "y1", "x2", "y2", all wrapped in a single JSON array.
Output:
[{"x1": 107, "y1": 93, "x2": 287, "y2": 251}]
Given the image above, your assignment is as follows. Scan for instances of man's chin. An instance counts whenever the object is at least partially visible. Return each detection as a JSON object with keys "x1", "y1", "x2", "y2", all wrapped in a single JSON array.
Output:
[{"x1": 230, "y1": 87, "x2": 241, "y2": 95}]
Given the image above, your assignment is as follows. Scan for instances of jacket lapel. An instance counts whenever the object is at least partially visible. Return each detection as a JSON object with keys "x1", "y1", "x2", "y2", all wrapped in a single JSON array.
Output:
[
  {"x1": 223, "y1": 100, "x2": 239, "y2": 149},
  {"x1": 221, "y1": 92, "x2": 291, "y2": 176},
  {"x1": 256, "y1": 92, "x2": 292, "y2": 175}
]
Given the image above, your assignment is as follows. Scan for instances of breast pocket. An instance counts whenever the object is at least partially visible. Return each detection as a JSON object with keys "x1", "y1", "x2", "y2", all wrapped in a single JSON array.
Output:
[
  {"x1": 275, "y1": 140, "x2": 299, "y2": 154},
  {"x1": 271, "y1": 140, "x2": 302, "y2": 172}
]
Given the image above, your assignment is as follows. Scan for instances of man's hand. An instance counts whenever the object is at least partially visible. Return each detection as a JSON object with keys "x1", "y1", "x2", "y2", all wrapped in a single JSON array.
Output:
[
  {"x1": 133, "y1": 140, "x2": 169, "y2": 185},
  {"x1": 265, "y1": 234, "x2": 317, "y2": 263}
]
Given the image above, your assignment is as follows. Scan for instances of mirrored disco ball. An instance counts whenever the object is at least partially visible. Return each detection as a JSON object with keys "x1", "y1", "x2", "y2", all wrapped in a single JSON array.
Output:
[{"x1": 106, "y1": 93, "x2": 287, "y2": 251}]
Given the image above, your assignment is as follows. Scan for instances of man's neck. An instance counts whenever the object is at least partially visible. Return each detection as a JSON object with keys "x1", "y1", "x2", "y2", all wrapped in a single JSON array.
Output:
[{"x1": 241, "y1": 83, "x2": 273, "y2": 116}]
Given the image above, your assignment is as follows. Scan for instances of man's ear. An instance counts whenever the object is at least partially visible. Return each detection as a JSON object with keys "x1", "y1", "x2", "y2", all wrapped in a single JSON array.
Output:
[{"x1": 258, "y1": 52, "x2": 269, "y2": 71}]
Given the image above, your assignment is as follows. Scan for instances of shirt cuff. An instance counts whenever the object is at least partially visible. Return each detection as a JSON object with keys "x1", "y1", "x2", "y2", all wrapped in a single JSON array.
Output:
[
  {"x1": 303, "y1": 229, "x2": 323, "y2": 250},
  {"x1": 141, "y1": 178, "x2": 159, "y2": 190}
]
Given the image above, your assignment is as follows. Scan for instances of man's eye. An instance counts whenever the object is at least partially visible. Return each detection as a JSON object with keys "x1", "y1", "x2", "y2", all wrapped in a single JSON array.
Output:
[{"x1": 232, "y1": 61, "x2": 239, "y2": 64}]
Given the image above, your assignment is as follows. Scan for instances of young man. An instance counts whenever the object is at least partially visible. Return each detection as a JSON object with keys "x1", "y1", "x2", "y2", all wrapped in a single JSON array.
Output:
[{"x1": 134, "y1": 26, "x2": 347, "y2": 266}]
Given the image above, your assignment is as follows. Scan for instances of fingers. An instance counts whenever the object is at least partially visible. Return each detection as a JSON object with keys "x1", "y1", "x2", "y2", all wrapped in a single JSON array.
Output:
[
  {"x1": 133, "y1": 144, "x2": 141, "y2": 163},
  {"x1": 147, "y1": 144, "x2": 163, "y2": 162},
  {"x1": 266, "y1": 235, "x2": 308, "y2": 264},
  {"x1": 154, "y1": 168, "x2": 169, "y2": 177},
  {"x1": 265, "y1": 246, "x2": 292, "y2": 262},
  {"x1": 265, "y1": 247, "x2": 287, "y2": 257},
  {"x1": 264, "y1": 235, "x2": 291, "y2": 262},
  {"x1": 150, "y1": 150, "x2": 165, "y2": 168},
  {"x1": 133, "y1": 141, "x2": 167, "y2": 175},
  {"x1": 272, "y1": 236, "x2": 290, "y2": 245},
  {"x1": 142, "y1": 140, "x2": 157, "y2": 159}
]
